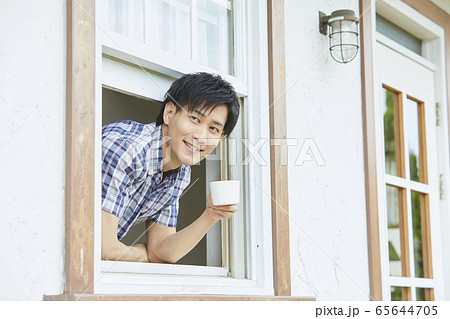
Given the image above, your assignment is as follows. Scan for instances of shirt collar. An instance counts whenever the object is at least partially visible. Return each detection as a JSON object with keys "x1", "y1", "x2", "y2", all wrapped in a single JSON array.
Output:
[
  {"x1": 149, "y1": 122, "x2": 184, "y2": 178},
  {"x1": 152, "y1": 123, "x2": 164, "y2": 174}
]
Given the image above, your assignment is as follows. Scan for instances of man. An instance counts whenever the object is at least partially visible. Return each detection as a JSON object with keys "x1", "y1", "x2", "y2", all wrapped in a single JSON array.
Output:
[{"x1": 101, "y1": 72, "x2": 240, "y2": 263}]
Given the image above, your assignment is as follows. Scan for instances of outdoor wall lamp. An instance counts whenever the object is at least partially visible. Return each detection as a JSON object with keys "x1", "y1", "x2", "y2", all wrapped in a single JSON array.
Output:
[{"x1": 319, "y1": 9, "x2": 359, "y2": 64}]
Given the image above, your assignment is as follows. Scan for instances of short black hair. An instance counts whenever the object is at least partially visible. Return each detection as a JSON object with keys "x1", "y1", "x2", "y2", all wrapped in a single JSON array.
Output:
[{"x1": 156, "y1": 72, "x2": 240, "y2": 137}]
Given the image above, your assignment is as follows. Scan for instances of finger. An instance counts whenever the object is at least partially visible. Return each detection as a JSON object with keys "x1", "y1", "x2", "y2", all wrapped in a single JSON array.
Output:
[
  {"x1": 214, "y1": 204, "x2": 238, "y2": 208},
  {"x1": 207, "y1": 194, "x2": 217, "y2": 208},
  {"x1": 213, "y1": 209, "x2": 237, "y2": 219},
  {"x1": 213, "y1": 204, "x2": 238, "y2": 210},
  {"x1": 213, "y1": 207, "x2": 238, "y2": 214},
  {"x1": 217, "y1": 212, "x2": 234, "y2": 219},
  {"x1": 212, "y1": 211, "x2": 226, "y2": 220}
]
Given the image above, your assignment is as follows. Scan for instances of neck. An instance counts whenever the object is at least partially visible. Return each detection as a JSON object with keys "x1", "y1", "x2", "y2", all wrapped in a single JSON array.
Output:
[{"x1": 161, "y1": 124, "x2": 181, "y2": 172}]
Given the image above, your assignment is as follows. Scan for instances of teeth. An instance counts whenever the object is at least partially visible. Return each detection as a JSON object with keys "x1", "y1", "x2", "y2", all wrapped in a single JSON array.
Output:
[{"x1": 185, "y1": 141, "x2": 201, "y2": 151}]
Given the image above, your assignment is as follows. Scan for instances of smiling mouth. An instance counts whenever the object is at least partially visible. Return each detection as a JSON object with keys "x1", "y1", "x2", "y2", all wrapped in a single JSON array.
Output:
[{"x1": 184, "y1": 140, "x2": 203, "y2": 152}]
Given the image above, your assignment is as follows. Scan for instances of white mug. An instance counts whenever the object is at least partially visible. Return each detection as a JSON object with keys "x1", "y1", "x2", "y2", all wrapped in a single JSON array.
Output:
[{"x1": 209, "y1": 180, "x2": 240, "y2": 206}]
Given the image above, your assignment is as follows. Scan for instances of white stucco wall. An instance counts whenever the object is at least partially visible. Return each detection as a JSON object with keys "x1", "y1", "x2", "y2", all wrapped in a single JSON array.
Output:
[
  {"x1": 0, "y1": 0, "x2": 66, "y2": 300},
  {"x1": 285, "y1": 0, "x2": 370, "y2": 300}
]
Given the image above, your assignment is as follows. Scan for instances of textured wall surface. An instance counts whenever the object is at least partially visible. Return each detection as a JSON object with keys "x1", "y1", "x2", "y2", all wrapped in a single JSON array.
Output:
[
  {"x1": 5, "y1": 0, "x2": 449, "y2": 301},
  {"x1": 0, "y1": 0, "x2": 66, "y2": 300},
  {"x1": 284, "y1": 0, "x2": 371, "y2": 300}
]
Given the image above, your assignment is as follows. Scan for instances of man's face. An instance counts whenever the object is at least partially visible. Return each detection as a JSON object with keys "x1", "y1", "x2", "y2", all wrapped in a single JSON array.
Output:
[{"x1": 162, "y1": 102, "x2": 228, "y2": 168}]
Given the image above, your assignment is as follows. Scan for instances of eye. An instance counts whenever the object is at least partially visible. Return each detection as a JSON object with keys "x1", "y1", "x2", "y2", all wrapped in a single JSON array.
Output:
[
  {"x1": 210, "y1": 126, "x2": 220, "y2": 133},
  {"x1": 190, "y1": 116, "x2": 200, "y2": 124}
]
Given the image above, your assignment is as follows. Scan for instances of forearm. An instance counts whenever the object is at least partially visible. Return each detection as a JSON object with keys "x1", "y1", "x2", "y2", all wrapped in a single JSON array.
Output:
[
  {"x1": 151, "y1": 210, "x2": 217, "y2": 263},
  {"x1": 103, "y1": 241, "x2": 149, "y2": 263}
]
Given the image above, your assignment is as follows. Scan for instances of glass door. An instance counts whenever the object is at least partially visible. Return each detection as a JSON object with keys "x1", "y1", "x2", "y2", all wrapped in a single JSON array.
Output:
[{"x1": 377, "y1": 39, "x2": 441, "y2": 301}]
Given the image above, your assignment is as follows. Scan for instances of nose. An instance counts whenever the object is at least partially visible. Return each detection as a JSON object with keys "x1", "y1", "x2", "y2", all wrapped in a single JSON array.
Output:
[{"x1": 193, "y1": 125, "x2": 209, "y2": 146}]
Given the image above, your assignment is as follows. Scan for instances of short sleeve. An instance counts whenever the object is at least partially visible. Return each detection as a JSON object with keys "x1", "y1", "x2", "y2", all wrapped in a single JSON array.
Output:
[
  {"x1": 101, "y1": 140, "x2": 135, "y2": 219},
  {"x1": 150, "y1": 199, "x2": 179, "y2": 228}
]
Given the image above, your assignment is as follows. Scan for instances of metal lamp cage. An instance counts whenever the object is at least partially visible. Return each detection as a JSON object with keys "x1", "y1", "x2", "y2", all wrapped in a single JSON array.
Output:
[{"x1": 322, "y1": 10, "x2": 360, "y2": 64}]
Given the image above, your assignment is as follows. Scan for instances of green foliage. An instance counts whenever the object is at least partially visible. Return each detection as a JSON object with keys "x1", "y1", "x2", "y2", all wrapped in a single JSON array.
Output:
[
  {"x1": 391, "y1": 286, "x2": 403, "y2": 301},
  {"x1": 411, "y1": 191, "x2": 424, "y2": 278},
  {"x1": 409, "y1": 152, "x2": 419, "y2": 182},
  {"x1": 384, "y1": 90, "x2": 396, "y2": 158},
  {"x1": 388, "y1": 241, "x2": 400, "y2": 261},
  {"x1": 416, "y1": 288, "x2": 425, "y2": 301}
]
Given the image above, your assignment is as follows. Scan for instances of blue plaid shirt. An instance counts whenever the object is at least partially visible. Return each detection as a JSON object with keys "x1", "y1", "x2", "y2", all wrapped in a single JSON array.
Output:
[{"x1": 101, "y1": 120, "x2": 191, "y2": 240}]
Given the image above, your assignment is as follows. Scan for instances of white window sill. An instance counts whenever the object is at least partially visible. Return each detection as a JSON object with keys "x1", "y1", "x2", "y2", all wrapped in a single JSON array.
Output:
[
  {"x1": 95, "y1": 261, "x2": 272, "y2": 295},
  {"x1": 101, "y1": 260, "x2": 229, "y2": 277}
]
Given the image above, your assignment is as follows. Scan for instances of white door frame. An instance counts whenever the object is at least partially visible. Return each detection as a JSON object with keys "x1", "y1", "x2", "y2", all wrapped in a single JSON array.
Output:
[{"x1": 373, "y1": 0, "x2": 450, "y2": 300}]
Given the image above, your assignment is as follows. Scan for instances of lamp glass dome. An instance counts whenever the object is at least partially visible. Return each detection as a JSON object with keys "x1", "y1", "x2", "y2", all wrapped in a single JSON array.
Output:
[{"x1": 327, "y1": 11, "x2": 359, "y2": 64}]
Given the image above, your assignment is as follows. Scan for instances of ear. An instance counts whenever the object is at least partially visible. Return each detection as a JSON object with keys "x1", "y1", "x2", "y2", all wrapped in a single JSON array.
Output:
[{"x1": 163, "y1": 102, "x2": 176, "y2": 125}]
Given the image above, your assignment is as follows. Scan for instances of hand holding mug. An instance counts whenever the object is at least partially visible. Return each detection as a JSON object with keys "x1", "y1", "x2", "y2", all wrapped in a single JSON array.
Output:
[
  {"x1": 206, "y1": 193, "x2": 238, "y2": 221},
  {"x1": 206, "y1": 180, "x2": 240, "y2": 222}
]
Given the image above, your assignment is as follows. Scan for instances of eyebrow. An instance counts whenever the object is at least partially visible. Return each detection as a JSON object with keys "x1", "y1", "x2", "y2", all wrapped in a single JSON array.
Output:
[
  {"x1": 193, "y1": 110, "x2": 205, "y2": 117},
  {"x1": 193, "y1": 109, "x2": 224, "y2": 127}
]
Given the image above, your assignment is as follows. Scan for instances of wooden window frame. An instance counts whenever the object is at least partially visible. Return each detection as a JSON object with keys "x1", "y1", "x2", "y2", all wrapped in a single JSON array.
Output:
[
  {"x1": 382, "y1": 85, "x2": 406, "y2": 178},
  {"x1": 360, "y1": 0, "x2": 450, "y2": 301},
  {"x1": 382, "y1": 86, "x2": 434, "y2": 300},
  {"x1": 407, "y1": 96, "x2": 429, "y2": 184},
  {"x1": 43, "y1": 0, "x2": 311, "y2": 301}
]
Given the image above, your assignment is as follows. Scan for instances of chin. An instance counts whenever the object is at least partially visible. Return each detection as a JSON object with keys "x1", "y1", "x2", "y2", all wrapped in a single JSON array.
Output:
[
  {"x1": 178, "y1": 145, "x2": 206, "y2": 166},
  {"x1": 183, "y1": 155, "x2": 203, "y2": 166}
]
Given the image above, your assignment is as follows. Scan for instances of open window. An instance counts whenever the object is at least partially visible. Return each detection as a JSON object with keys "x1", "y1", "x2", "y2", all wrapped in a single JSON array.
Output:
[
  {"x1": 101, "y1": 86, "x2": 225, "y2": 268},
  {"x1": 94, "y1": 0, "x2": 274, "y2": 295}
]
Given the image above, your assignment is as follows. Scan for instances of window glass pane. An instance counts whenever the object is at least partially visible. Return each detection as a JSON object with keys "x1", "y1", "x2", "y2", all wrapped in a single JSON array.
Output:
[
  {"x1": 416, "y1": 287, "x2": 425, "y2": 301},
  {"x1": 102, "y1": 0, "x2": 233, "y2": 74},
  {"x1": 406, "y1": 98, "x2": 421, "y2": 182},
  {"x1": 390, "y1": 286, "x2": 404, "y2": 301},
  {"x1": 108, "y1": 0, "x2": 127, "y2": 35},
  {"x1": 383, "y1": 88, "x2": 399, "y2": 176},
  {"x1": 103, "y1": 0, "x2": 145, "y2": 42},
  {"x1": 386, "y1": 185, "x2": 403, "y2": 276},
  {"x1": 133, "y1": 0, "x2": 145, "y2": 42},
  {"x1": 150, "y1": 0, "x2": 191, "y2": 59},
  {"x1": 411, "y1": 191, "x2": 425, "y2": 278},
  {"x1": 205, "y1": 146, "x2": 224, "y2": 267},
  {"x1": 196, "y1": 0, "x2": 232, "y2": 73},
  {"x1": 376, "y1": 14, "x2": 422, "y2": 56},
  {"x1": 416, "y1": 288, "x2": 434, "y2": 301}
]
